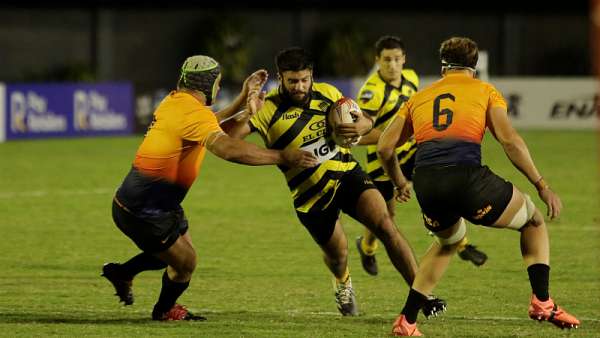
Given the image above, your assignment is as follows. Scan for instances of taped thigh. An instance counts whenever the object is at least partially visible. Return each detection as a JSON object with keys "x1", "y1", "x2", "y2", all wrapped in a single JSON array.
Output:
[
  {"x1": 435, "y1": 218, "x2": 466, "y2": 246},
  {"x1": 506, "y1": 193, "x2": 535, "y2": 230}
]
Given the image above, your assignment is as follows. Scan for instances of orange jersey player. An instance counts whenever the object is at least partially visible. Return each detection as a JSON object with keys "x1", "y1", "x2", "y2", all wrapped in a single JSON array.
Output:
[
  {"x1": 378, "y1": 36, "x2": 580, "y2": 336},
  {"x1": 102, "y1": 55, "x2": 317, "y2": 322}
]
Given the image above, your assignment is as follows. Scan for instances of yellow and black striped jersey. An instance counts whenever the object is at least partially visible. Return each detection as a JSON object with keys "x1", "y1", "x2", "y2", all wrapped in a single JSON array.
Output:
[
  {"x1": 356, "y1": 69, "x2": 419, "y2": 181},
  {"x1": 249, "y1": 82, "x2": 357, "y2": 213}
]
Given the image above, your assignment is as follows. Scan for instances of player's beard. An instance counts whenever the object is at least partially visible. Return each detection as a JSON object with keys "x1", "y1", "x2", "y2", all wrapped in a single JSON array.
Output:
[{"x1": 281, "y1": 83, "x2": 312, "y2": 106}]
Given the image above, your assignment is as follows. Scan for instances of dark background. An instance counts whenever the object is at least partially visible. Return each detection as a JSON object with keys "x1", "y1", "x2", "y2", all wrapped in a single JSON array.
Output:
[{"x1": 0, "y1": 2, "x2": 591, "y2": 93}]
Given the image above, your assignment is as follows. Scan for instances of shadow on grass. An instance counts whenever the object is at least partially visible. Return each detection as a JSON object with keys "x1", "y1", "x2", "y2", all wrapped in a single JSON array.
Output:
[{"x1": 0, "y1": 313, "x2": 156, "y2": 325}]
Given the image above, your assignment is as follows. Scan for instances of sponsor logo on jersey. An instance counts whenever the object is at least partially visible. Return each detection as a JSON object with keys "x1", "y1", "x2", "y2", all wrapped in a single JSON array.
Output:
[{"x1": 359, "y1": 90, "x2": 374, "y2": 103}]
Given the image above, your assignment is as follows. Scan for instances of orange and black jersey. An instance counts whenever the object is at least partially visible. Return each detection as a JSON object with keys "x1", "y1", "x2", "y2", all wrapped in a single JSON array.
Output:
[
  {"x1": 116, "y1": 91, "x2": 223, "y2": 212},
  {"x1": 356, "y1": 69, "x2": 419, "y2": 181},
  {"x1": 399, "y1": 73, "x2": 507, "y2": 167},
  {"x1": 249, "y1": 82, "x2": 357, "y2": 213}
]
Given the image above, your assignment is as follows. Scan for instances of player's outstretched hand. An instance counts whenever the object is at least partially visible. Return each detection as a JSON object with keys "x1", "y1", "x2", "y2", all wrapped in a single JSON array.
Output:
[
  {"x1": 243, "y1": 69, "x2": 268, "y2": 95},
  {"x1": 538, "y1": 187, "x2": 562, "y2": 220},
  {"x1": 242, "y1": 69, "x2": 269, "y2": 119},
  {"x1": 282, "y1": 149, "x2": 319, "y2": 168},
  {"x1": 246, "y1": 91, "x2": 266, "y2": 118}
]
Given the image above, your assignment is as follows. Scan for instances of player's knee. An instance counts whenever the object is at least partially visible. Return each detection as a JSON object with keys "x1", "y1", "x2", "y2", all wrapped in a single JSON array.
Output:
[
  {"x1": 371, "y1": 214, "x2": 396, "y2": 241},
  {"x1": 435, "y1": 219, "x2": 466, "y2": 247},
  {"x1": 521, "y1": 207, "x2": 545, "y2": 230},
  {"x1": 507, "y1": 194, "x2": 536, "y2": 231}
]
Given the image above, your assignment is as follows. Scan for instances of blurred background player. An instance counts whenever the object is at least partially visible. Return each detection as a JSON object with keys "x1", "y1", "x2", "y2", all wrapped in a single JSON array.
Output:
[
  {"x1": 102, "y1": 55, "x2": 317, "y2": 321},
  {"x1": 355, "y1": 36, "x2": 488, "y2": 276},
  {"x1": 227, "y1": 47, "x2": 446, "y2": 317},
  {"x1": 378, "y1": 36, "x2": 580, "y2": 336}
]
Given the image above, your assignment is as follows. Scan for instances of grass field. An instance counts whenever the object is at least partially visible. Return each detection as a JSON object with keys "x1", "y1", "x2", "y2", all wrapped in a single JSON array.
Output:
[{"x1": 0, "y1": 130, "x2": 598, "y2": 337}]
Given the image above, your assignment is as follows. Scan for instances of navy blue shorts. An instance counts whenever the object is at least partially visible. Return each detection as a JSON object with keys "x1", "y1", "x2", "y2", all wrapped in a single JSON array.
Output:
[{"x1": 112, "y1": 198, "x2": 189, "y2": 253}]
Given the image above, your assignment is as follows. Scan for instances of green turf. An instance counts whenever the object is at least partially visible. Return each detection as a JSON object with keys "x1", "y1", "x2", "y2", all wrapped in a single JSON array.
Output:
[{"x1": 0, "y1": 130, "x2": 598, "y2": 337}]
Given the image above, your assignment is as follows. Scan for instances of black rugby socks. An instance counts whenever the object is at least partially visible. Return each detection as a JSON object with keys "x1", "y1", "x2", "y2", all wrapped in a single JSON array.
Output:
[
  {"x1": 153, "y1": 271, "x2": 190, "y2": 316},
  {"x1": 121, "y1": 252, "x2": 167, "y2": 279},
  {"x1": 401, "y1": 288, "x2": 429, "y2": 324},
  {"x1": 527, "y1": 263, "x2": 550, "y2": 301}
]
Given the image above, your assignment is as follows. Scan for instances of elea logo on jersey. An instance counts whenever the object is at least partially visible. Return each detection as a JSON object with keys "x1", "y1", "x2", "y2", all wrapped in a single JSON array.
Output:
[
  {"x1": 550, "y1": 94, "x2": 598, "y2": 120},
  {"x1": 74, "y1": 90, "x2": 127, "y2": 131},
  {"x1": 10, "y1": 91, "x2": 67, "y2": 133}
]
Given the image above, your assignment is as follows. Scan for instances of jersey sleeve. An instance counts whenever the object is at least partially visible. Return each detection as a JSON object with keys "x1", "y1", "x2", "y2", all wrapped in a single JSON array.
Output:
[
  {"x1": 488, "y1": 84, "x2": 507, "y2": 109},
  {"x1": 402, "y1": 69, "x2": 420, "y2": 90},
  {"x1": 357, "y1": 84, "x2": 383, "y2": 117},
  {"x1": 180, "y1": 106, "x2": 224, "y2": 145},
  {"x1": 398, "y1": 95, "x2": 412, "y2": 120},
  {"x1": 249, "y1": 99, "x2": 276, "y2": 137}
]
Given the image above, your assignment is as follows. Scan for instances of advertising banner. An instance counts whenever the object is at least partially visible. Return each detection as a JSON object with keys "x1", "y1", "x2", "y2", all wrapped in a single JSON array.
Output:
[{"x1": 0, "y1": 82, "x2": 133, "y2": 141}]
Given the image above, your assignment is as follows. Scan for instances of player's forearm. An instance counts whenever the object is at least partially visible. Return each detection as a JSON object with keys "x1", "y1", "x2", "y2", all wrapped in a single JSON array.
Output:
[
  {"x1": 380, "y1": 154, "x2": 407, "y2": 188},
  {"x1": 228, "y1": 145, "x2": 283, "y2": 166},
  {"x1": 501, "y1": 134, "x2": 542, "y2": 185},
  {"x1": 214, "y1": 138, "x2": 282, "y2": 166},
  {"x1": 223, "y1": 117, "x2": 251, "y2": 139},
  {"x1": 215, "y1": 93, "x2": 246, "y2": 122},
  {"x1": 357, "y1": 128, "x2": 382, "y2": 145}
]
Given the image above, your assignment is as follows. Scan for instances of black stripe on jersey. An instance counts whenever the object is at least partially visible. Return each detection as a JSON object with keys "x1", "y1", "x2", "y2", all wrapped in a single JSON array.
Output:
[
  {"x1": 311, "y1": 90, "x2": 334, "y2": 105},
  {"x1": 369, "y1": 167, "x2": 385, "y2": 180},
  {"x1": 362, "y1": 108, "x2": 378, "y2": 117},
  {"x1": 367, "y1": 151, "x2": 378, "y2": 162},
  {"x1": 307, "y1": 186, "x2": 336, "y2": 212},
  {"x1": 305, "y1": 108, "x2": 328, "y2": 116},
  {"x1": 249, "y1": 121, "x2": 258, "y2": 133},
  {"x1": 286, "y1": 151, "x2": 346, "y2": 190},
  {"x1": 368, "y1": 146, "x2": 416, "y2": 180},
  {"x1": 402, "y1": 75, "x2": 418, "y2": 92},
  {"x1": 378, "y1": 84, "x2": 393, "y2": 112},
  {"x1": 287, "y1": 165, "x2": 319, "y2": 190},
  {"x1": 397, "y1": 148, "x2": 415, "y2": 160},
  {"x1": 268, "y1": 100, "x2": 292, "y2": 130},
  {"x1": 374, "y1": 95, "x2": 406, "y2": 128},
  {"x1": 270, "y1": 111, "x2": 312, "y2": 150},
  {"x1": 293, "y1": 170, "x2": 345, "y2": 208}
]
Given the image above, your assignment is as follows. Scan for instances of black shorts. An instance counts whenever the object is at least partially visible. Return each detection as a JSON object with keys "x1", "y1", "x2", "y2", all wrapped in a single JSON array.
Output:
[
  {"x1": 296, "y1": 165, "x2": 377, "y2": 245},
  {"x1": 112, "y1": 198, "x2": 189, "y2": 253},
  {"x1": 412, "y1": 165, "x2": 513, "y2": 232},
  {"x1": 372, "y1": 154, "x2": 416, "y2": 202},
  {"x1": 374, "y1": 180, "x2": 395, "y2": 201},
  {"x1": 400, "y1": 153, "x2": 416, "y2": 181}
]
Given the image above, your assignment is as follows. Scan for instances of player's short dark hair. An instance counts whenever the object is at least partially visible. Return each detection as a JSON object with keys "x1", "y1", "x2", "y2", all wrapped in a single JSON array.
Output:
[
  {"x1": 375, "y1": 36, "x2": 406, "y2": 57},
  {"x1": 439, "y1": 37, "x2": 478, "y2": 69},
  {"x1": 276, "y1": 47, "x2": 314, "y2": 74}
]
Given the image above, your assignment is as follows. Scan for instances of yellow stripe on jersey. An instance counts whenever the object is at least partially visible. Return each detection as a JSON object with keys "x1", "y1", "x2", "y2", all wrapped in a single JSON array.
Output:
[
  {"x1": 250, "y1": 82, "x2": 357, "y2": 212},
  {"x1": 356, "y1": 69, "x2": 419, "y2": 181}
]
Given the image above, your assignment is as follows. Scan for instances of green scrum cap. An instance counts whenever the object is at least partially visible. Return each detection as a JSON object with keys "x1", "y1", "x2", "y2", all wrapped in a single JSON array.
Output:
[{"x1": 179, "y1": 55, "x2": 221, "y2": 106}]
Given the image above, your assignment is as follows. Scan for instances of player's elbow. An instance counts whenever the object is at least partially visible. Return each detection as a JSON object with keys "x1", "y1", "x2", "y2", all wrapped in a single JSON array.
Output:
[
  {"x1": 499, "y1": 132, "x2": 525, "y2": 154},
  {"x1": 376, "y1": 143, "x2": 394, "y2": 161}
]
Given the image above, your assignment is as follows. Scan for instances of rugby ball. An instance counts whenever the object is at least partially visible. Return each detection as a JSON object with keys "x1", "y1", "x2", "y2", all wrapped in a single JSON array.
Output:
[{"x1": 329, "y1": 97, "x2": 362, "y2": 148}]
